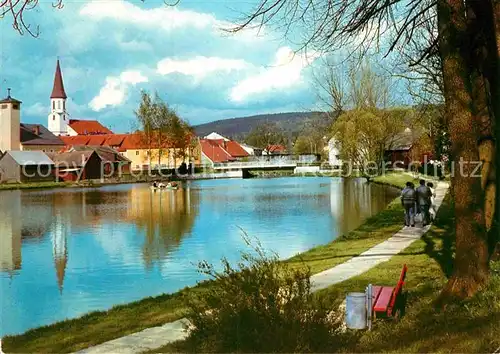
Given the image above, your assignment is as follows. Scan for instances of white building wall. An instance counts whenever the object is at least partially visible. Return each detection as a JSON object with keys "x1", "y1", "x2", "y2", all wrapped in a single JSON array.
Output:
[
  {"x1": 328, "y1": 138, "x2": 342, "y2": 167},
  {"x1": 67, "y1": 125, "x2": 78, "y2": 136},
  {"x1": 240, "y1": 144, "x2": 255, "y2": 156},
  {"x1": 48, "y1": 98, "x2": 68, "y2": 136}
]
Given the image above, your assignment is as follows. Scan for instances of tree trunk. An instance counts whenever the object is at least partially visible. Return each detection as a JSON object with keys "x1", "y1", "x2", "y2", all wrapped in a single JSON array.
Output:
[
  {"x1": 467, "y1": 0, "x2": 498, "y2": 260},
  {"x1": 488, "y1": 0, "x2": 500, "y2": 260},
  {"x1": 437, "y1": 0, "x2": 489, "y2": 301}
]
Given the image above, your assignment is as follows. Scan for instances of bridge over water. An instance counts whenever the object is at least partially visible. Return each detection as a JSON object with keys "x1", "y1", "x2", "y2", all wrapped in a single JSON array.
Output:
[{"x1": 213, "y1": 160, "x2": 299, "y2": 178}]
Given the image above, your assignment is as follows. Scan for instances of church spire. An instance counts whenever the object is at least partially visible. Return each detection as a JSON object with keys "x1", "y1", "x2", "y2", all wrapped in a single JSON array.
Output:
[{"x1": 50, "y1": 59, "x2": 67, "y2": 99}]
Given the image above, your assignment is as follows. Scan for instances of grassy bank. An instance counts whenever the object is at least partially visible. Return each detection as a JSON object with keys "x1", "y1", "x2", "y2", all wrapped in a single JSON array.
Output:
[
  {"x1": 2, "y1": 173, "x2": 413, "y2": 353},
  {"x1": 157, "y1": 195, "x2": 500, "y2": 353},
  {"x1": 0, "y1": 181, "x2": 73, "y2": 191},
  {"x1": 314, "y1": 195, "x2": 500, "y2": 353}
]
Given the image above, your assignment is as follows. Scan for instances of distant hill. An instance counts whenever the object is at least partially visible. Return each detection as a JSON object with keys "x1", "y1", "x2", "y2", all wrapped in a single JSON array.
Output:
[{"x1": 194, "y1": 112, "x2": 330, "y2": 140}]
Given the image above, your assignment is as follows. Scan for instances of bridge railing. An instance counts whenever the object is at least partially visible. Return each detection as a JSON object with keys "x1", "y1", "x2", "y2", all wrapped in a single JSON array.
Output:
[{"x1": 213, "y1": 160, "x2": 299, "y2": 169}]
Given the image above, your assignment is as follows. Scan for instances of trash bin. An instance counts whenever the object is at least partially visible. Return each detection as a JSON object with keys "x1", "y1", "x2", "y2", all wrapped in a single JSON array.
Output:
[{"x1": 345, "y1": 292, "x2": 367, "y2": 329}]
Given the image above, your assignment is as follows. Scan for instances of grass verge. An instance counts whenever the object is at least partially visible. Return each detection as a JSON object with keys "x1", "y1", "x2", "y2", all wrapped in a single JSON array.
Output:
[
  {"x1": 0, "y1": 181, "x2": 72, "y2": 191},
  {"x1": 2, "y1": 173, "x2": 415, "y2": 353},
  {"x1": 155, "y1": 195, "x2": 500, "y2": 353}
]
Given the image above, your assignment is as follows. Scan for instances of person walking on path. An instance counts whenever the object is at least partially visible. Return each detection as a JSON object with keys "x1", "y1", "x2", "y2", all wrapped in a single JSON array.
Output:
[
  {"x1": 416, "y1": 179, "x2": 433, "y2": 226},
  {"x1": 401, "y1": 181, "x2": 417, "y2": 227}
]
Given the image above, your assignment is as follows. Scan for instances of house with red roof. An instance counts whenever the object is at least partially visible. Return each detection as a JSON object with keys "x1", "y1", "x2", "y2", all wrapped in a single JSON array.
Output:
[
  {"x1": 61, "y1": 133, "x2": 201, "y2": 171},
  {"x1": 264, "y1": 144, "x2": 288, "y2": 155},
  {"x1": 200, "y1": 133, "x2": 250, "y2": 165},
  {"x1": 67, "y1": 119, "x2": 113, "y2": 136}
]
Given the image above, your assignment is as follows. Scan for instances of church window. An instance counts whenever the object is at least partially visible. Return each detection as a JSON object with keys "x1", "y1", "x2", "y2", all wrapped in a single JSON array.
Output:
[
  {"x1": 12, "y1": 104, "x2": 19, "y2": 110},
  {"x1": 58, "y1": 101, "x2": 61, "y2": 109},
  {"x1": 63, "y1": 101, "x2": 65, "y2": 110},
  {"x1": 1, "y1": 104, "x2": 7, "y2": 109},
  {"x1": 53, "y1": 115, "x2": 55, "y2": 121},
  {"x1": 136, "y1": 151, "x2": 139, "y2": 156}
]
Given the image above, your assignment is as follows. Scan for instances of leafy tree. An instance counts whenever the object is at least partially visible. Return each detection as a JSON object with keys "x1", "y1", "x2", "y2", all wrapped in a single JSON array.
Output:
[
  {"x1": 135, "y1": 91, "x2": 194, "y2": 169},
  {"x1": 293, "y1": 136, "x2": 312, "y2": 155},
  {"x1": 328, "y1": 62, "x2": 405, "y2": 179},
  {"x1": 245, "y1": 121, "x2": 287, "y2": 149}
]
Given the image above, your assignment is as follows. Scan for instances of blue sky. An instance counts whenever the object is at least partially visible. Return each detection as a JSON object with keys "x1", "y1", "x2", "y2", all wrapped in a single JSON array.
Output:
[{"x1": 0, "y1": 0, "x2": 327, "y2": 133}]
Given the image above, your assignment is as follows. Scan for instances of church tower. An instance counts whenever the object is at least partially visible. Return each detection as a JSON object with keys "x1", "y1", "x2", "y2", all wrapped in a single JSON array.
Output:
[
  {"x1": 48, "y1": 59, "x2": 68, "y2": 136},
  {"x1": 0, "y1": 88, "x2": 21, "y2": 153}
]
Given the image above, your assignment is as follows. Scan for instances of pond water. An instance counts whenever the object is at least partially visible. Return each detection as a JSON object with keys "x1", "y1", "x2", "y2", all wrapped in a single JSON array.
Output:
[{"x1": 0, "y1": 177, "x2": 399, "y2": 336}]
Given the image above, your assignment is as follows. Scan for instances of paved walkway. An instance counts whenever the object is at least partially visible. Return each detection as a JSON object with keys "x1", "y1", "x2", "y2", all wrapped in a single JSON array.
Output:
[{"x1": 76, "y1": 181, "x2": 449, "y2": 354}]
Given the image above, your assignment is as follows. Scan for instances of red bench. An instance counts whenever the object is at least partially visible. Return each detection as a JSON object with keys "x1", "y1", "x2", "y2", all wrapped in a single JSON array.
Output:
[{"x1": 371, "y1": 264, "x2": 408, "y2": 319}]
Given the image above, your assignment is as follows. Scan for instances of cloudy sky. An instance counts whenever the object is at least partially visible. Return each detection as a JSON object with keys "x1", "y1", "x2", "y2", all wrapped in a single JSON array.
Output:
[{"x1": 0, "y1": 0, "x2": 327, "y2": 132}]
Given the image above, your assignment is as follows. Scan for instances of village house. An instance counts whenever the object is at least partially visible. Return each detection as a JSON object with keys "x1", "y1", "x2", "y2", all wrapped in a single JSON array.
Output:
[
  {"x1": 385, "y1": 128, "x2": 433, "y2": 169},
  {"x1": 47, "y1": 150, "x2": 103, "y2": 181},
  {"x1": 66, "y1": 145, "x2": 132, "y2": 176},
  {"x1": 264, "y1": 144, "x2": 287, "y2": 155},
  {"x1": 200, "y1": 132, "x2": 250, "y2": 165},
  {"x1": 61, "y1": 134, "x2": 200, "y2": 171},
  {"x1": 0, "y1": 151, "x2": 55, "y2": 183}
]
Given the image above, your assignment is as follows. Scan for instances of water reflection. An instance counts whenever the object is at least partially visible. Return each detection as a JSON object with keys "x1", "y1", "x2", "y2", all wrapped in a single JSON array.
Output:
[
  {"x1": 127, "y1": 188, "x2": 198, "y2": 269},
  {"x1": 0, "y1": 191, "x2": 22, "y2": 274},
  {"x1": 0, "y1": 178, "x2": 398, "y2": 336},
  {"x1": 330, "y1": 178, "x2": 395, "y2": 235}
]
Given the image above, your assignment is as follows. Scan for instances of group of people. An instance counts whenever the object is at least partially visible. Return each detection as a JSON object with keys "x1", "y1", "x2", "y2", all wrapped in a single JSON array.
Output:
[
  {"x1": 401, "y1": 179, "x2": 436, "y2": 227},
  {"x1": 151, "y1": 180, "x2": 178, "y2": 189}
]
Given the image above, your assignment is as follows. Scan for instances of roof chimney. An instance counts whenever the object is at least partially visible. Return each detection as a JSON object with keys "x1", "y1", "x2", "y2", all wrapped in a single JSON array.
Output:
[{"x1": 32, "y1": 125, "x2": 40, "y2": 136}]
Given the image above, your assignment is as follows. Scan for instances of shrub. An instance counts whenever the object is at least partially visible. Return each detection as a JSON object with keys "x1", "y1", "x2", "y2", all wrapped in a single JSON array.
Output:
[{"x1": 181, "y1": 235, "x2": 352, "y2": 353}]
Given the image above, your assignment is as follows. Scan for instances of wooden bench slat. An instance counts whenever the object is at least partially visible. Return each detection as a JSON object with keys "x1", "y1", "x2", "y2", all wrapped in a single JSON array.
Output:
[
  {"x1": 373, "y1": 286, "x2": 394, "y2": 312},
  {"x1": 371, "y1": 285, "x2": 383, "y2": 311}
]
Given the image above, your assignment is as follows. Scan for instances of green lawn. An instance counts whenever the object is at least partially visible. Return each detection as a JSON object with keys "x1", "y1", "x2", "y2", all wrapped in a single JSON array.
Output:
[
  {"x1": 0, "y1": 181, "x2": 72, "y2": 190},
  {"x1": 320, "y1": 195, "x2": 500, "y2": 353},
  {"x1": 155, "y1": 195, "x2": 500, "y2": 353},
  {"x1": 2, "y1": 174, "x2": 412, "y2": 353}
]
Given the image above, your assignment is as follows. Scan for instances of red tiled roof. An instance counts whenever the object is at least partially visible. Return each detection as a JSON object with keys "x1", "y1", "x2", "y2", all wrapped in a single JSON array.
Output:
[
  {"x1": 267, "y1": 144, "x2": 286, "y2": 153},
  {"x1": 60, "y1": 136, "x2": 90, "y2": 146},
  {"x1": 86, "y1": 135, "x2": 107, "y2": 146},
  {"x1": 225, "y1": 140, "x2": 249, "y2": 158},
  {"x1": 200, "y1": 139, "x2": 235, "y2": 163},
  {"x1": 68, "y1": 119, "x2": 113, "y2": 135},
  {"x1": 105, "y1": 135, "x2": 126, "y2": 146},
  {"x1": 59, "y1": 132, "x2": 197, "y2": 154},
  {"x1": 50, "y1": 60, "x2": 67, "y2": 99}
]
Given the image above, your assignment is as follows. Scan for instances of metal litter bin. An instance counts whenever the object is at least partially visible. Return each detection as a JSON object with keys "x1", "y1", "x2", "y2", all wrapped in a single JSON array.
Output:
[{"x1": 345, "y1": 292, "x2": 367, "y2": 329}]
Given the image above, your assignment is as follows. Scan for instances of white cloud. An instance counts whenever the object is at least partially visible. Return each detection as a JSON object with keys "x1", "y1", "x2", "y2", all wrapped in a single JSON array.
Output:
[
  {"x1": 230, "y1": 47, "x2": 321, "y2": 102},
  {"x1": 80, "y1": 0, "x2": 217, "y2": 31},
  {"x1": 157, "y1": 56, "x2": 248, "y2": 79},
  {"x1": 89, "y1": 70, "x2": 148, "y2": 111},
  {"x1": 24, "y1": 102, "x2": 47, "y2": 116},
  {"x1": 79, "y1": 0, "x2": 267, "y2": 42}
]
